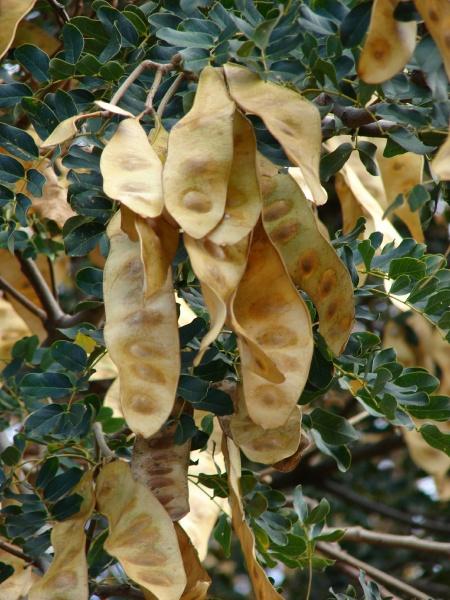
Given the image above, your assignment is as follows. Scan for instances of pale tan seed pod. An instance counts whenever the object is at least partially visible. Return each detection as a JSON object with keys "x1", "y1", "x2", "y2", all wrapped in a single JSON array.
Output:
[
  {"x1": 0, "y1": 0, "x2": 36, "y2": 59},
  {"x1": 415, "y1": 0, "x2": 450, "y2": 81}
]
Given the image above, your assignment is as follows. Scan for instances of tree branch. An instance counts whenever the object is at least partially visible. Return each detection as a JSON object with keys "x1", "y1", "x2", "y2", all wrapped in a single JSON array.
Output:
[
  {"x1": 93, "y1": 422, "x2": 115, "y2": 459},
  {"x1": 47, "y1": 0, "x2": 70, "y2": 23},
  {"x1": 0, "y1": 540, "x2": 33, "y2": 564},
  {"x1": 0, "y1": 276, "x2": 47, "y2": 320},
  {"x1": 317, "y1": 542, "x2": 430, "y2": 600},
  {"x1": 156, "y1": 72, "x2": 184, "y2": 118},
  {"x1": 93, "y1": 584, "x2": 144, "y2": 599}
]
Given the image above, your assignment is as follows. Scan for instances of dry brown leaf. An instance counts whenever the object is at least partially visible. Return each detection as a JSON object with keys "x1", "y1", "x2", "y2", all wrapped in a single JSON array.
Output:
[
  {"x1": 415, "y1": 0, "x2": 450, "y2": 80},
  {"x1": 208, "y1": 110, "x2": 262, "y2": 244},
  {"x1": 132, "y1": 412, "x2": 191, "y2": 521},
  {"x1": 29, "y1": 160, "x2": 75, "y2": 228},
  {"x1": 29, "y1": 471, "x2": 95, "y2": 600},
  {"x1": 96, "y1": 460, "x2": 186, "y2": 599},
  {"x1": 262, "y1": 172, "x2": 354, "y2": 355},
  {"x1": 224, "y1": 62, "x2": 326, "y2": 205},
  {"x1": 231, "y1": 221, "x2": 313, "y2": 429},
  {"x1": 431, "y1": 127, "x2": 450, "y2": 180},
  {"x1": 358, "y1": 0, "x2": 417, "y2": 83},
  {"x1": 175, "y1": 524, "x2": 211, "y2": 600},
  {"x1": 230, "y1": 383, "x2": 302, "y2": 464},
  {"x1": 103, "y1": 212, "x2": 179, "y2": 438},
  {"x1": 0, "y1": 0, "x2": 36, "y2": 58},
  {"x1": 184, "y1": 234, "x2": 249, "y2": 365},
  {"x1": 101, "y1": 117, "x2": 164, "y2": 218},
  {"x1": 164, "y1": 66, "x2": 235, "y2": 238},
  {"x1": 223, "y1": 437, "x2": 284, "y2": 599}
]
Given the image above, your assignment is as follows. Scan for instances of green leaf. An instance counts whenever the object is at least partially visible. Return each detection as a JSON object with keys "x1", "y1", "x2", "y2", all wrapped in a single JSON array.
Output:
[
  {"x1": 21, "y1": 373, "x2": 73, "y2": 399},
  {"x1": 0, "y1": 123, "x2": 39, "y2": 161},
  {"x1": 36, "y1": 457, "x2": 60, "y2": 489},
  {"x1": 63, "y1": 218, "x2": 105, "y2": 257},
  {"x1": 63, "y1": 23, "x2": 84, "y2": 64},
  {"x1": 357, "y1": 141, "x2": 378, "y2": 176},
  {"x1": 293, "y1": 485, "x2": 308, "y2": 524},
  {"x1": 252, "y1": 13, "x2": 281, "y2": 50},
  {"x1": 214, "y1": 514, "x2": 232, "y2": 557},
  {"x1": 1, "y1": 445, "x2": 21, "y2": 466},
  {"x1": 51, "y1": 341, "x2": 88, "y2": 372},
  {"x1": 419, "y1": 424, "x2": 450, "y2": 456},
  {"x1": 51, "y1": 493, "x2": 83, "y2": 520},
  {"x1": 0, "y1": 155, "x2": 25, "y2": 183},
  {"x1": 174, "y1": 413, "x2": 197, "y2": 445},
  {"x1": 156, "y1": 27, "x2": 215, "y2": 49},
  {"x1": 408, "y1": 396, "x2": 450, "y2": 421},
  {"x1": 0, "y1": 83, "x2": 32, "y2": 108},
  {"x1": 320, "y1": 143, "x2": 353, "y2": 182},
  {"x1": 308, "y1": 408, "x2": 360, "y2": 446},
  {"x1": 305, "y1": 498, "x2": 330, "y2": 525},
  {"x1": 0, "y1": 562, "x2": 14, "y2": 584},
  {"x1": 340, "y1": 1, "x2": 371, "y2": 48},
  {"x1": 76, "y1": 267, "x2": 104, "y2": 299},
  {"x1": 388, "y1": 257, "x2": 426, "y2": 280},
  {"x1": 26, "y1": 168, "x2": 46, "y2": 197},
  {"x1": 21, "y1": 97, "x2": 59, "y2": 140},
  {"x1": 408, "y1": 184, "x2": 430, "y2": 211},
  {"x1": 15, "y1": 44, "x2": 50, "y2": 83},
  {"x1": 49, "y1": 58, "x2": 76, "y2": 79},
  {"x1": 386, "y1": 129, "x2": 436, "y2": 155},
  {"x1": 44, "y1": 467, "x2": 83, "y2": 501}
]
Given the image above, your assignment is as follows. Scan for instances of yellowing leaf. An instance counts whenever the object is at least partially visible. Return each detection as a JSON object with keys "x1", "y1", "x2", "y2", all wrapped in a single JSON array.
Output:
[
  {"x1": 41, "y1": 116, "x2": 86, "y2": 148},
  {"x1": 29, "y1": 471, "x2": 95, "y2": 600},
  {"x1": 103, "y1": 213, "x2": 179, "y2": 438},
  {"x1": 358, "y1": 0, "x2": 417, "y2": 83},
  {"x1": 0, "y1": 0, "x2": 36, "y2": 59},
  {"x1": 184, "y1": 233, "x2": 249, "y2": 365},
  {"x1": 208, "y1": 110, "x2": 262, "y2": 244},
  {"x1": 262, "y1": 172, "x2": 355, "y2": 355},
  {"x1": 415, "y1": 0, "x2": 450, "y2": 80},
  {"x1": 164, "y1": 66, "x2": 235, "y2": 238},
  {"x1": 230, "y1": 383, "x2": 302, "y2": 465},
  {"x1": 132, "y1": 412, "x2": 191, "y2": 521},
  {"x1": 101, "y1": 117, "x2": 164, "y2": 218},
  {"x1": 223, "y1": 438, "x2": 283, "y2": 600},
  {"x1": 175, "y1": 524, "x2": 211, "y2": 600},
  {"x1": 224, "y1": 63, "x2": 326, "y2": 206},
  {"x1": 74, "y1": 331, "x2": 96, "y2": 354},
  {"x1": 431, "y1": 127, "x2": 450, "y2": 180},
  {"x1": 231, "y1": 222, "x2": 314, "y2": 429},
  {"x1": 96, "y1": 460, "x2": 186, "y2": 599}
]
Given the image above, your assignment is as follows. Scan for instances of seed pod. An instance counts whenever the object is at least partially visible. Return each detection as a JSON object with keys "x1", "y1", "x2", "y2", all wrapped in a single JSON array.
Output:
[
  {"x1": 358, "y1": 0, "x2": 417, "y2": 83},
  {"x1": 29, "y1": 471, "x2": 95, "y2": 600},
  {"x1": 104, "y1": 212, "x2": 179, "y2": 438},
  {"x1": 224, "y1": 63, "x2": 326, "y2": 206},
  {"x1": 223, "y1": 437, "x2": 283, "y2": 600},
  {"x1": 175, "y1": 524, "x2": 211, "y2": 600},
  {"x1": 96, "y1": 460, "x2": 186, "y2": 600},
  {"x1": 231, "y1": 221, "x2": 313, "y2": 429},
  {"x1": 262, "y1": 172, "x2": 354, "y2": 355},
  {"x1": 184, "y1": 233, "x2": 249, "y2": 365},
  {"x1": 414, "y1": 0, "x2": 450, "y2": 80},
  {"x1": 164, "y1": 66, "x2": 235, "y2": 238},
  {"x1": 208, "y1": 110, "x2": 262, "y2": 245},
  {"x1": 131, "y1": 410, "x2": 191, "y2": 521},
  {"x1": 431, "y1": 128, "x2": 450, "y2": 181},
  {"x1": 230, "y1": 383, "x2": 302, "y2": 465},
  {"x1": 0, "y1": 0, "x2": 36, "y2": 59},
  {"x1": 100, "y1": 117, "x2": 164, "y2": 218}
]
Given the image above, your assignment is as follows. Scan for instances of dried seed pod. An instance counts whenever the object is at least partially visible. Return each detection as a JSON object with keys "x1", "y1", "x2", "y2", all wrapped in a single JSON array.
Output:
[
  {"x1": 104, "y1": 212, "x2": 179, "y2": 438},
  {"x1": 0, "y1": 0, "x2": 36, "y2": 58},
  {"x1": 415, "y1": 0, "x2": 450, "y2": 80},
  {"x1": 175, "y1": 524, "x2": 211, "y2": 600},
  {"x1": 164, "y1": 66, "x2": 235, "y2": 238},
  {"x1": 29, "y1": 159, "x2": 75, "y2": 228},
  {"x1": 208, "y1": 110, "x2": 262, "y2": 245},
  {"x1": 184, "y1": 233, "x2": 249, "y2": 365},
  {"x1": 29, "y1": 472, "x2": 95, "y2": 600},
  {"x1": 230, "y1": 383, "x2": 302, "y2": 465},
  {"x1": 132, "y1": 411, "x2": 191, "y2": 521},
  {"x1": 358, "y1": 0, "x2": 417, "y2": 83},
  {"x1": 231, "y1": 221, "x2": 314, "y2": 429},
  {"x1": 262, "y1": 172, "x2": 354, "y2": 355},
  {"x1": 223, "y1": 438, "x2": 283, "y2": 599},
  {"x1": 100, "y1": 117, "x2": 164, "y2": 218},
  {"x1": 96, "y1": 460, "x2": 186, "y2": 600},
  {"x1": 431, "y1": 128, "x2": 450, "y2": 180},
  {"x1": 0, "y1": 543, "x2": 37, "y2": 600},
  {"x1": 224, "y1": 63, "x2": 326, "y2": 205},
  {"x1": 41, "y1": 115, "x2": 88, "y2": 148}
]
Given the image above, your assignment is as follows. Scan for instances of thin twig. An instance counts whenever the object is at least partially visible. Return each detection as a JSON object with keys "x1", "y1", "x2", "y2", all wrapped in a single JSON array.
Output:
[
  {"x1": 93, "y1": 584, "x2": 144, "y2": 599},
  {"x1": 317, "y1": 542, "x2": 429, "y2": 599},
  {"x1": 47, "y1": 0, "x2": 70, "y2": 23},
  {"x1": 0, "y1": 540, "x2": 33, "y2": 564},
  {"x1": 143, "y1": 68, "x2": 163, "y2": 114},
  {"x1": 156, "y1": 72, "x2": 184, "y2": 118},
  {"x1": 47, "y1": 256, "x2": 57, "y2": 298},
  {"x1": 93, "y1": 422, "x2": 115, "y2": 459},
  {"x1": 0, "y1": 276, "x2": 47, "y2": 320}
]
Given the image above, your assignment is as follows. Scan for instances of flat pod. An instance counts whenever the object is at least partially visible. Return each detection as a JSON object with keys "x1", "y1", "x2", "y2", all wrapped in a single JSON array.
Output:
[
  {"x1": 223, "y1": 63, "x2": 327, "y2": 206},
  {"x1": 415, "y1": 0, "x2": 450, "y2": 80},
  {"x1": 231, "y1": 221, "x2": 314, "y2": 429},
  {"x1": 0, "y1": 0, "x2": 36, "y2": 58},
  {"x1": 164, "y1": 66, "x2": 235, "y2": 238},
  {"x1": 375, "y1": 147, "x2": 424, "y2": 242},
  {"x1": 431, "y1": 128, "x2": 450, "y2": 181},
  {"x1": 131, "y1": 418, "x2": 190, "y2": 521},
  {"x1": 230, "y1": 383, "x2": 302, "y2": 465},
  {"x1": 358, "y1": 0, "x2": 417, "y2": 83},
  {"x1": 29, "y1": 472, "x2": 95, "y2": 600},
  {"x1": 208, "y1": 110, "x2": 262, "y2": 245},
  {"x1": 100, "y1": 117, "x2": 163, "y2": 218},
  {"x1": 223, "y1": 438, "x2": 283, "y2": 600},
  {"x1": 262, "y1": 172, "x2": 354, "y2": 355},
  {"x1": 184, "y1": 233, "x2": 249, "y2": 365},
  {"x1": 175, "y1": 524, "x2": 211, "y2": 600},
  {"x1": 104, "y1": 212, "x2": 180, "y2": 438},
  {"x1": 96, "y1": 460, "x2": 186, "y2": 600}
]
